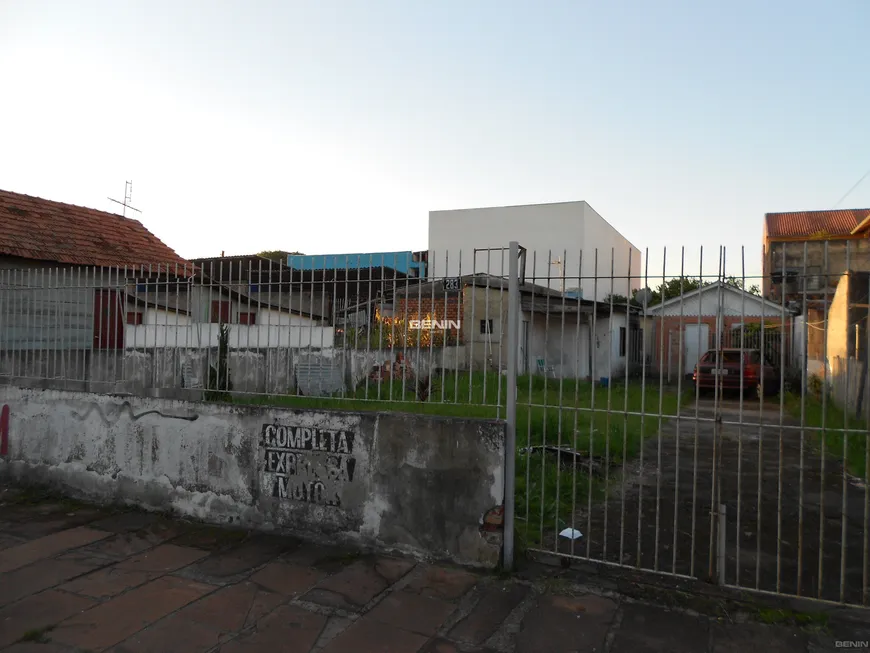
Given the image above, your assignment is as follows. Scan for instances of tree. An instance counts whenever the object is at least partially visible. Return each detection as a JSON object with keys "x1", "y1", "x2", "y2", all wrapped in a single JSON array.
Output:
[
  {"x1": 724, "y1": 276, "x2": 761, "y2": 296},
  {"x1": 635, "y1": 275, "x2": 761, "y2": 308},
  {"x1": 205, "y1": 323, "x2": 232, "y2": 402},
  {"x1": 634, "y1": 277, "x2": 705, "y2": 307}
]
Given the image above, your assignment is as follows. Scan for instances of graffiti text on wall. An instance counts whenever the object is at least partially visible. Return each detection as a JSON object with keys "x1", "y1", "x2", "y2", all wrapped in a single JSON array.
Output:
[{"x1": 261, "y1": 424, "x2": 356, "y2": 507}]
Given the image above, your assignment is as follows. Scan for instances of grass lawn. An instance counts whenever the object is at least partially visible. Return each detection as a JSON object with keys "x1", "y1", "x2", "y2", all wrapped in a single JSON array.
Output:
[
  {"x1": 234, "y1": 371, "x2": 689, "y2": 549},
  {"x1": 784, "y1": 392, "x2": 869, "y2": 481}
]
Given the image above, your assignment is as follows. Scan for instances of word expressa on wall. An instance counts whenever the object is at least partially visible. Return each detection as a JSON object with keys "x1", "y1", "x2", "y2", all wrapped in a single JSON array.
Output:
[{"x1": 260, "y1": 423, "x2": 357, "y2": 507}]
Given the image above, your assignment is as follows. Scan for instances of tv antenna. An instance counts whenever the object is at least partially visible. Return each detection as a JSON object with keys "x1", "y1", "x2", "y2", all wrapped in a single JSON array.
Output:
[{"x1": 108, "y1": 181, "x2": 141, "y2": 217}]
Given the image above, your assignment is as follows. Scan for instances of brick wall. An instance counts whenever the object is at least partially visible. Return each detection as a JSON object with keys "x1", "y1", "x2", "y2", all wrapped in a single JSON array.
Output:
[
  {"x1": 654, "y1": 315, "x2": 792, "y2": 377},
  {"x1": 396, "y1": 295, "x2": 463, "y2": 345}
]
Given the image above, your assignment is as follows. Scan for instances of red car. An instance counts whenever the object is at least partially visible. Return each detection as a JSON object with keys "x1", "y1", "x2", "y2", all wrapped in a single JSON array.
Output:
[{"x1": 692, "y1": 348, "x2": 780, "y2": 398}]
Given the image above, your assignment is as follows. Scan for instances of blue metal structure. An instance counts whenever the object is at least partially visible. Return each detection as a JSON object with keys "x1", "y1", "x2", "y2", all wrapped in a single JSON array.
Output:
[{"x1": 286, "y1": 251, "x2": 426, "y2": 277}]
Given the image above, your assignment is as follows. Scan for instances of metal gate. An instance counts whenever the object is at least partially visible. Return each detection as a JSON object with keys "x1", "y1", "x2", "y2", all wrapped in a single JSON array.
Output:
[{"x1": 505, "y1": 242, "x2": 870, "y2": 609}]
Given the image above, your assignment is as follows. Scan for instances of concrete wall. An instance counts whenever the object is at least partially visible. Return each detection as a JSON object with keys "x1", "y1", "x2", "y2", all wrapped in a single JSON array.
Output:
[
  {"x1": 0, "y1": 385, "x2": 505, "y2": 568},
  {"x1": 525, "y1": 313, "x2": 591, "y2": 379},
  {"x1": 428, "y1": 202, "x2": 641, "y2": 301},
  {"x1": 124, "y1": 324, "x2": 334, "y2": 349},
  {"x1": 463, "y1": 286, "x2": 508, "y2": 371}
]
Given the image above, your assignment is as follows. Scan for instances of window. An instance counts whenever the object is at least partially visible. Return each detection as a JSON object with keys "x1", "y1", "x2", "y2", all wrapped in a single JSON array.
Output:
[
  {"x1": 619, "y1": 327, "x2": 626, "y2": 357},
  {"x1": 210, "y1": 300, "x2": 231, "y2": 323},
  {"x1": 238, "y1": 312, "x2": 257, "y2": 325},
  {"x1": 480, "y1": 319, "x2": 493, "y2": 334},
  {"x1": 126, "y1": 311, "x2": 143, "y2": 325}
]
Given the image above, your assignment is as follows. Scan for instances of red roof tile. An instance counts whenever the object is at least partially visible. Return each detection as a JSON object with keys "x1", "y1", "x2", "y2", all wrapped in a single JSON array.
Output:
[
  {"x1": 765, "y1": 209, "x2": 870, "y2": 239},
  {"x1": 0, "y1": 189, "x2": 188, "y2": 268}
]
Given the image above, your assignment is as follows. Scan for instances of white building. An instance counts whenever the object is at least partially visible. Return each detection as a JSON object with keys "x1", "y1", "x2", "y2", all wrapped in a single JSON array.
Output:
[{"x1": 428, "y1": 201, "x2": 641, "y2": 302}]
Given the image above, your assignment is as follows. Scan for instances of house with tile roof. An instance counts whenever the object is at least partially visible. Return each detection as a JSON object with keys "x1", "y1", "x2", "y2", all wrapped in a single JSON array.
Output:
[
  {"x1": 0, "y1": 188, "x2": 188, "y2": 270},
  {"x1": 763, "y1": 207, "x2": 870, "y2": 381},
  {"x1": 0, "y1": 190, "x2": 329, "y2": 357},
  {"x1": 762, "y1": 208, "x2": 870, "y2": 305}
]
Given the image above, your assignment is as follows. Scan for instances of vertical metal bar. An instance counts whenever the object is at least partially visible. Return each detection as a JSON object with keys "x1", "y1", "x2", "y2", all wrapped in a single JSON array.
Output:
[
  {"x1": 57, "y1": 267, "x2": 65, "y2": 379},
  {"x1": 483, "y1": 250, "x2": 491, "y2": 404},
  {"x1": 77, "y1": 266, "x2": 83, "y2": 381},
  {"x1": 171, "y1": 262, "x2": 179, "y2": 389},
  {"x1": 24, "y1": 268, "x2": 33, "y2": 377},
  {"x1": 427, "y1": 253, "x2": 437, "y2": 406},
  {"x1": 709, "y1": 247, "x2": 725, "y2": 582},
  {"x1": 320, "y1": 257, "x2": 327, "y2": 374},
  {"x1": 570, "y1": 250, "x2": 583, "y2": 557},
  {"x1": 469, "y1": 249, "x2": 478, "y2": 398},
  {"x1": 691, "y1": 246, "x2": 704, "y2": 578},
  {"x1": 588, "y1": 248, "x2": 599, "y2": 560},
  {"x1": 797, "y1": 241, "x2": 808, "y2": 596},
  {"x1": 673, "y1": 247, "x2": 686, "y2": 575},
  {"x1": 840, "y1": 240, "x2": 852, "y2": 603},
  {"x1": 454, "y1": 250, "x2": 462, "y2": 404},
  {"x1": 735, "y1": 248, "x2": 746, "y2": 586},
  {"x1": 496, "y1": 248, "x2": 506, "y2": 415},
  {"x1": 719, "y1": 503, "x2": 727, "y2": 585},
  {"x1": 524, "y1": 252, "x2": 537, "y2": 543},
  {"x1": 755, "y1": 248, "x2": 767, "y2": 590},
  {"x1": 636, "y1": 249, "x2": 650, "y2": 567},
  {"x1": 397, "y1": 256, "x2": 408, "y2": 400},
  {"x1": 277, "y1": 257, "x2": 285, "y2": 391},
  {"x1": 654, "y1": 248, "x2": 666, "y2": 571},
  {"x1": 539, "y1": 251, "x2": 552, "y2": 545},
  {"x1": 44, "y1": 268, "x2": 51, "y2": 379},
  {"x1": 9, "y1": 268, "x2": 16, "y2": 379},
  {"x1": 1, "y1": 269, "x2": 9, "y2": 378},
  {"x1": 554, "y1": 249, "x2": 567, "y2": 551},
  {"x1": 362, "y1": 257, "x2": 372, "y2": 400},
  {"x1": 504, "y1": 241, "x2": 519, "y2": 571},
  {"x1": 620, "y1": 248, "x2": 632, "y2": 565},
  {"x1": 775, "y1": 240, "x2": 789, "y2": 596},
  {"x1": 339, "y1": 258, "x2": 349, "y2": 399},
  {"x1": 864, "y1": 277, "x2": 870, "y2": 606},
  {"x1": 307, "y1": 259, "x2": 316, "y2": 391},
  {"x1": 440, "y1": 251, "x2": 449, "y2": 403},
  {"x1": 131, "y1": 266, "x2": 139, "y2": 368},
  {"x1": 411, "y1": 255, "x2": 422, "y2": 402},
  {"x1": 818, "y1": 241, "x2": 830, "y2": 598},
  {"x1": 602, "y1": 248, "x2": 615, "y2": 562}
]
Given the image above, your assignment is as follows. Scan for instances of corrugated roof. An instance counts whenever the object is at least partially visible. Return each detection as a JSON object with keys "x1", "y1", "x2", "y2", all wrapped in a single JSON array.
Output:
[
  {"x1": 0, "y1": 188, "x2": 188, "y2": 268},
  {"x1": 765, "y1": 209, "x2": 870, "y2": 239}
]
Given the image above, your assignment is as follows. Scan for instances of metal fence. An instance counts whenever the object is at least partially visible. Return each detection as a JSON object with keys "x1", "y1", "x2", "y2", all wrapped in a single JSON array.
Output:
[{"x1": 0, "y1": 242, "x2": 868, "y2": 608}]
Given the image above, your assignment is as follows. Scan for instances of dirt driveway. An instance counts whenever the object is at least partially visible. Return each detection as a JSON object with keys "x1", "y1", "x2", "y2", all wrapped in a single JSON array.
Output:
[{"x1": 545, "y1": 396, "x2": 869, "y2": 606}]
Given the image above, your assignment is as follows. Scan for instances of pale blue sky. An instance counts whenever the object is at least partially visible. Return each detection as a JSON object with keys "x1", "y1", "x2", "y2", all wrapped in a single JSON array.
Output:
[{"x1": 1, "y1": 0, "x2": 868, "y2": 281}]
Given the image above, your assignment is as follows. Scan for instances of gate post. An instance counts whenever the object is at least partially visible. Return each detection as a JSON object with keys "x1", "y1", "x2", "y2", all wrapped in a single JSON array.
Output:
[{"x1": 503, "y1": 241, "x2": 520, "y2": 570}]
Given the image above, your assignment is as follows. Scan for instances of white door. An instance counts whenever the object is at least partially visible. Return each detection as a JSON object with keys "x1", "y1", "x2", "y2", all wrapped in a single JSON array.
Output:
[{"x1": 683, "y1": 324, "x2": 710, "y2": 376}]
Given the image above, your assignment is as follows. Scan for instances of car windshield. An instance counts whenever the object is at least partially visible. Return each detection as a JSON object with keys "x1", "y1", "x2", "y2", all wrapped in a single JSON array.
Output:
[{"x1": 700, "y1": 351, "x2": 760, "y2": 364}]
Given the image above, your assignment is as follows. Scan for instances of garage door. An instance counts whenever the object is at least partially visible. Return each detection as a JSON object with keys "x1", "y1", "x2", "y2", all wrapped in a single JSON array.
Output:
[{"x1": 683, "y1": 323, "x2": 709, "y2": 375}]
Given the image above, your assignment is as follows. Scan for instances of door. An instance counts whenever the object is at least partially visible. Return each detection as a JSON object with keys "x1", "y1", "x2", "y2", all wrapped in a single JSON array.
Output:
[
  {"x1": 683, "y1": 323, "x2": 710, "y2": 377},
  {"x1": 93, "y1": 289, "x2": 124, "y2": 350}
]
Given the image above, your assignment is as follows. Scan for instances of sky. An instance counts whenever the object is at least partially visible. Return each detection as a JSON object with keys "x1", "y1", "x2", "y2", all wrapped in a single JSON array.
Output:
[{"x1": 1, "y1": 0, "x2": 869, "y2": 284}]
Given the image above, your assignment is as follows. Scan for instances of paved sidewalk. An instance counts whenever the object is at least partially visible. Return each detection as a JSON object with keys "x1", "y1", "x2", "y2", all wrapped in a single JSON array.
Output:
[{"x1": 0, "y1": 485, "x2": 865, "y2": 653}]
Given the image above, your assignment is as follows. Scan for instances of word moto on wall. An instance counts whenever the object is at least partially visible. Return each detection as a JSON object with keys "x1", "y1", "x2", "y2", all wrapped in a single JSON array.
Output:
[{"x1": 260, "y1": 423, "x2": 357, "y2": 507}]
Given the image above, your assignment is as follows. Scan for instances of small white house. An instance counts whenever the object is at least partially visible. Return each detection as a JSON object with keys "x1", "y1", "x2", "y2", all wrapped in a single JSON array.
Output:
[
  {"x1": 428, "y1": 201, "x2": 641, "y2": 302},
  {"x1": 644, "y1": 281, "x2": 795, "y2": 381}
]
